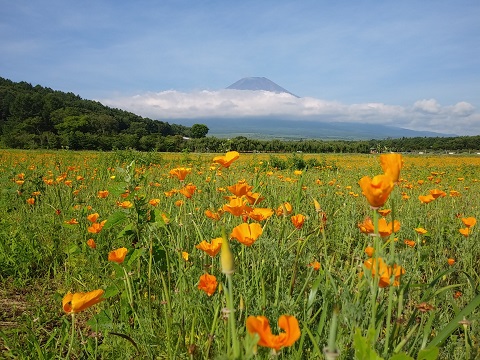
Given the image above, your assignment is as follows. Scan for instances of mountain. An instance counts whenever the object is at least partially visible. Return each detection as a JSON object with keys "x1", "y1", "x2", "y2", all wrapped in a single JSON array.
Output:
[
  {"x1": 226, "y1": 77, "x2": 299, "y2": 97},
  {"x1": 175, "y1": 117, "x2": 455, "y2": 140}
]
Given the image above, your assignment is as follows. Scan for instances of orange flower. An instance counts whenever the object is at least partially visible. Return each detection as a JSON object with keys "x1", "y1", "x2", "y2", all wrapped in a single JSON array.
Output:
[
  {"x1": 358, "y1": 174, "x2": 394, "y2": 208},
  {"x1": 378, "y1": 218, "x2": 400, "y2": 238},
  {"x1": 449, "y1": 190, "x2": 461, "y2": 197},
  {"x1": 182, "y1": 251, "x2": 189, "y2": 261},
  {"x1": 169, "y1": 167, "x2": 191, "y2": 181},
  {"x1": 246, "y1": 315, "x2": 300, "y2": 352},
  {"x1": 291, "y1": 214, "x2": 306, "y2": 229},
  {"x1": 196, "y1": 238, "x2": 222, "y2": 257},
  {"x1": 213, "y1": 151, "x2": 240, "y2": 168},
  {"x1": 364, "y1": 246, "x2": 375, "y2": 257},
  {"x1": 223, "y1": 197, "x2": 251, "y2": 216},
  {"x1": 380, "y1": 153, "x2": 403, "y2": 183},
  {"x1": 197, "y1": 273, "x2": 218, "y2": 296},
  {"x1": 415, "y1": 227, "x2": 428, "y2": 235},
  {"x1": 175, "y1": 200, "x2": 184, "y2": 207},
  {"x1": 230, "y1": 223, "x2": 263, "y2": 246},
  {"x1": 227, "y1": 181, "x2": 253, "y2": 197},
  {"x1": 447, "y1": 258, "x2": 455, "y2": 266},
  {"x1": 276, "y1": 202, "x2": 293, "y2": 216},
  {"x1": 377, "y1": 209, "x2": 391, "y2": 217},
  {"x1": 148, "y1": 198, "x2": 161, "y2": 206},
  {"x1": 62, "y1": 289, "x2": 104, "y2": 314},
  {"x1": 108, "y1": 247, "x2": 128, "y2": 264},
  {"x1": 205, "y1": 209, "x2": 221, "y2": 221},
  {"x1": 358, "y1": 217, "x2": 375, "y2": 235},
  {"x1": 404, "y1": 239, "x2": 416, "y2": 247},
  {"x1": 87, "y1": 213, "x2": 100, "y2": 223},
  {"x1": 65, "y1": 218, "x2": 79, "y2": 225},
  {"x1": 248, "y1": 208, "x2": 274, "y2": 221},
  {"x1": 244, "y1": 191, "x2": 265, "y2": 205},
  {"x1": 429, "y1": 189, "x2": 446, "y2": 199},
  {"x1": 364, "y1": 257, "x2": 405, "y2": 288},
  {"x1": 461, "y1": 217, "x2": 476, "y2": 228},
  {"x1": 308, "y1": 261, "x2": 321, "y2": 271},
  {"x1": 87, "y1": 220, "x2": 107, "y2": 234},
  {"x1": 419, "y1": 194, "x2": 435, "y2": 204},
  {"x1": 459, "y1": 227, "x2": 470, "y2": 237},
  {"x1": 179, "y1": 183, "x2": 196, "y2": 198},
  {"x1": 86, "y1": 238, "x2": 97, "y2": 249},
  {"x1": 26, "y1": 197, "x2": 35, "y2": 205},
  {"x1": 117, "y1": 201, "x2": 133, "y2": 209},
  {"x1": 97, "y1": 190, "x2": 109, "y2": 198}
]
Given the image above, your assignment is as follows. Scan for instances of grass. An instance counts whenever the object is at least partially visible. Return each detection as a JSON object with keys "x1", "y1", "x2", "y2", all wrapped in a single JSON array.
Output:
[{"x1": 0, "y1": 149, "x2": 479, "y2": 359}]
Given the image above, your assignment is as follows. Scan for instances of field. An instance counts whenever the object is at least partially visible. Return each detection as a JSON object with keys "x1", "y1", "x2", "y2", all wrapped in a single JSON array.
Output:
[{"x1": 0, "y1": 149, "x2": 479, "y2": 359}]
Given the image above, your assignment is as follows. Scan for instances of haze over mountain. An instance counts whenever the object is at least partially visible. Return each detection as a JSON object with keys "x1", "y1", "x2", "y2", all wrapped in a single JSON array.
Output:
[{"x1": 226, "y1": 77, "x2": 299, "y2": 97}]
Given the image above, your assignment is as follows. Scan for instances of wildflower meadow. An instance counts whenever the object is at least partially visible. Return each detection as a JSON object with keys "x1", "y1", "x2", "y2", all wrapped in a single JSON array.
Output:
[{"x1": 0, "y1": 149, "x2": 479, "y2": 359}]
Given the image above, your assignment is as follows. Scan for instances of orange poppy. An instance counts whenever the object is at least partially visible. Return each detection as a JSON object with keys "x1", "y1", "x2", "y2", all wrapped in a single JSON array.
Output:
[
  {"x1": 227, "y1": 181, "x2": 252, "y2": 197},
  {"x1": 459, "y1": 227, "x2": 470, "y2": 237},
  {"x1": 117, "y1": 201, "x2": 133, "y2": 209},
  {"x1": 87, "y1": 220, "x2": 107, "y2": 234},
  {"x1": 248, "y1": 208, "x2": 274, "y2": 222},
  {"x1": 276, "y1": 202, "x2": 293, "y2": 216},
  {"x1": 244, "y1": 191, "x2": 265, "y2": 205},
  {"x1": 62, "y1": 289, "x2": 104, "y2": 314},
  {"x1": 26, "y1": 197, "x2": 35, "y2": 205},
  {"x1": 149, "y1": 198, "x2": 161, "y2": 206},
  {"x1": 213, "y1": 151, "x2": 240, "y2": 168},
  {"x1": 380, "y1": 153, "x2": 403, "y2": 183},
  {"x1": 97, "y1": 190, "x2": 109, "y2": 198},
  {"x1": 429, "y1": 189, "x2": 446, "y2": 199},
  {"x1": 449, "y1": 190, "x2": 461, "y2": 197},
  {"x1": 358, "y1": 174, "x2": 394, "y2": 208},
  {"x1": 377, "y1": 209, "x2": 391, "y2": 217},
  {"x1": 358, "y1": 217, "x2": 375, "y2": 235},
  {"x1": 87, "y1": 213, "x2": 100, "y2": 223},
  {"x1": 415, "y1": 228, "x2": 428, "y2": 235},
  {"x1": 291, "y1": 214, "x2": 306, "y2": 229},
  {"x1": 364, "y1": 246, "x2": 375, "y2": 257},
  {"x1": 195, "y1": 238, "x2": 222, "y2": 257},
  {"x1": 404, "y1": 239, "x2": 416, "y2": 247},
  {"x1": 223, "y1": 197, "x2": 251, "y2": 217},
  {"x1": 179, "y1": 184, "x2": 197, "y2": 198},
  {"x1": 108, "y1": 247, "x2": 128, "y2": 264},
  {"x1": 230, "y1": 223, "x2": 263, "y2": 246},
  {"x1": 364, "y1": 257, "x2": 405, "y2": 288},
  {"x1": 418, "y1": 194, "x2": 435, "y2": 204},
  {"x1": 377, "y1": 218, "x2": 400, "y2": 238},
  {"x1": 308, "y1": 261, "x2": 321, "y2": 271},
  {"x1": 246, "y1": 315, "x2": 300, "y2": 352},
  {"x1": 65, "y1": 218, "x2": 79, "y2": 225},
  {"x1": 86, "y1": 238, "x2": 96, "y2": 249},
  {"x1": 205, "y1": 209, "x2": 221, "y2": 221},
  {"x1": 197, "y1": 273, "x2": 218, "y2": 296},
  {"x1": 169, "y1": 167, "x2": 191, "y2": 181},
  {"x1": 447, "y1": 258, "x2": 455, "y2": 266},
  {"x1": 461, "y1": 217, "x2": 476, "y2": 228},
  {"x1": 182, "y1": 251, "x2": 189, "y2": 261}
]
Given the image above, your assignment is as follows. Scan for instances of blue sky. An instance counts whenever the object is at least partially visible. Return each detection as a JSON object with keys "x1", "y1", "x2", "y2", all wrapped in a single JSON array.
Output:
[{"x1": 2, "y1": 0, "x2": 480, "y2": 135}]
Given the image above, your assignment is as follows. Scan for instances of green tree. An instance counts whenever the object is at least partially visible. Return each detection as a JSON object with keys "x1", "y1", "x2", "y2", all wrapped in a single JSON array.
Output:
[{"x1": 190, "y1": 123, "x2": 209, "y2": 138}]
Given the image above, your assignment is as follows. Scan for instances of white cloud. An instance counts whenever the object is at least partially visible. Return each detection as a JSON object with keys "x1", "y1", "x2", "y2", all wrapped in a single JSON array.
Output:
[{"x1": 101, "y1": 90, "x2": 479, "y2": 136}]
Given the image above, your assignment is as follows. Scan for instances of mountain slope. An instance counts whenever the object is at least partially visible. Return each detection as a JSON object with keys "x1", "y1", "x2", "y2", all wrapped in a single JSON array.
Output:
[{"x1": 226, "y1": 77, "x2": 298, "y2": 97}]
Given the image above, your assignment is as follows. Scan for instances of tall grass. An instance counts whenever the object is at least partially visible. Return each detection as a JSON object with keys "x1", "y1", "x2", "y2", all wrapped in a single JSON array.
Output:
[{"x1": 0, "y1": 149, "x2": 479, "y2": 359}]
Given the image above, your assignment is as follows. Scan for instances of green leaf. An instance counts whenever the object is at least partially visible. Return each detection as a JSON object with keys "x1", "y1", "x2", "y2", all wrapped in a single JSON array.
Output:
[
  {"x1": 65, "y1": 244, "x2": 80, "y2": 255},
  {"x1": 87, "y1": 310, "x2": 113, "y2": 330},
  {"x1": 354, "y1": 328, "x2": 384, "y2": 360},
  {"x1": 103, "y1": 285, "x2": 120, "y2": 299},
  {"x1": 103, "y1": 211, "x2": 127, "y2": 230},
  {"x1": 127, "y1": 248, "x2": 144, "y2": 267},
  {"x1": 390, "y1": 353, "x2": 414, "y2": 360},
  {"x1": 417, "y1": 347, "x2": 439, "y2": 360}
]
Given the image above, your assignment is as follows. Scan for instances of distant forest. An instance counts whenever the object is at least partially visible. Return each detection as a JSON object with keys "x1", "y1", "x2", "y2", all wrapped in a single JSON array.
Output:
[{"x1": 1, "y1": 76, "x2": 480, "y2": 153}]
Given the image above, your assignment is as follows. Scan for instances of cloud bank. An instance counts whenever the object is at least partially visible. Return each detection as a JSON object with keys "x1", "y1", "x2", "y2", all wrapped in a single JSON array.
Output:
[{"x1": 101, "y1": 90, "x2": 480, "y2": 136}]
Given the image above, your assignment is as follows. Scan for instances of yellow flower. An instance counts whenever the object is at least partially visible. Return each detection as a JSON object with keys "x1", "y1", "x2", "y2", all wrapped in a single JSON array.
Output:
[
  {"x1": 415, "y1": 227, "x2": 428, "y2": 235},
  {"x1": 62, "y1": 289, "x2": 104, "y2": 314}
]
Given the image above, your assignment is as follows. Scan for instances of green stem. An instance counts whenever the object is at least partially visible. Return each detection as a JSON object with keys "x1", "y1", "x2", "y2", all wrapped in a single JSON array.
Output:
[
  {"x1": 370, "y1": 208, "x2": 380, "y2": 331},
  {"x1": 65, "y1": 313, "x2": 75, "y2": 360},
  {"x1": 226, "y1": 274, "x2": 240, "y2": 359}
]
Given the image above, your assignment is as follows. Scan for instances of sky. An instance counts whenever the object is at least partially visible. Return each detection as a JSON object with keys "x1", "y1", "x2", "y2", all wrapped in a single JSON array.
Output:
[{"x1": 2, "y1": 0, "x2": 480, "y2": 136}]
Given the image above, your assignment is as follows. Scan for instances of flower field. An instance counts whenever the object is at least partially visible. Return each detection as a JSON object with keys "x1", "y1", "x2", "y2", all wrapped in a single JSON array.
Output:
[{"x1": 0, "y1": 149, "x2": 479, "y2": 359}]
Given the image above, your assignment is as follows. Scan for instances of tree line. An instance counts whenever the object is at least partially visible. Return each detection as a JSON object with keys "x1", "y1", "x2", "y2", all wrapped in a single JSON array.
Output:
[{"x1": 1, "y1": 76, "x2": 479, "y2": 153}]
